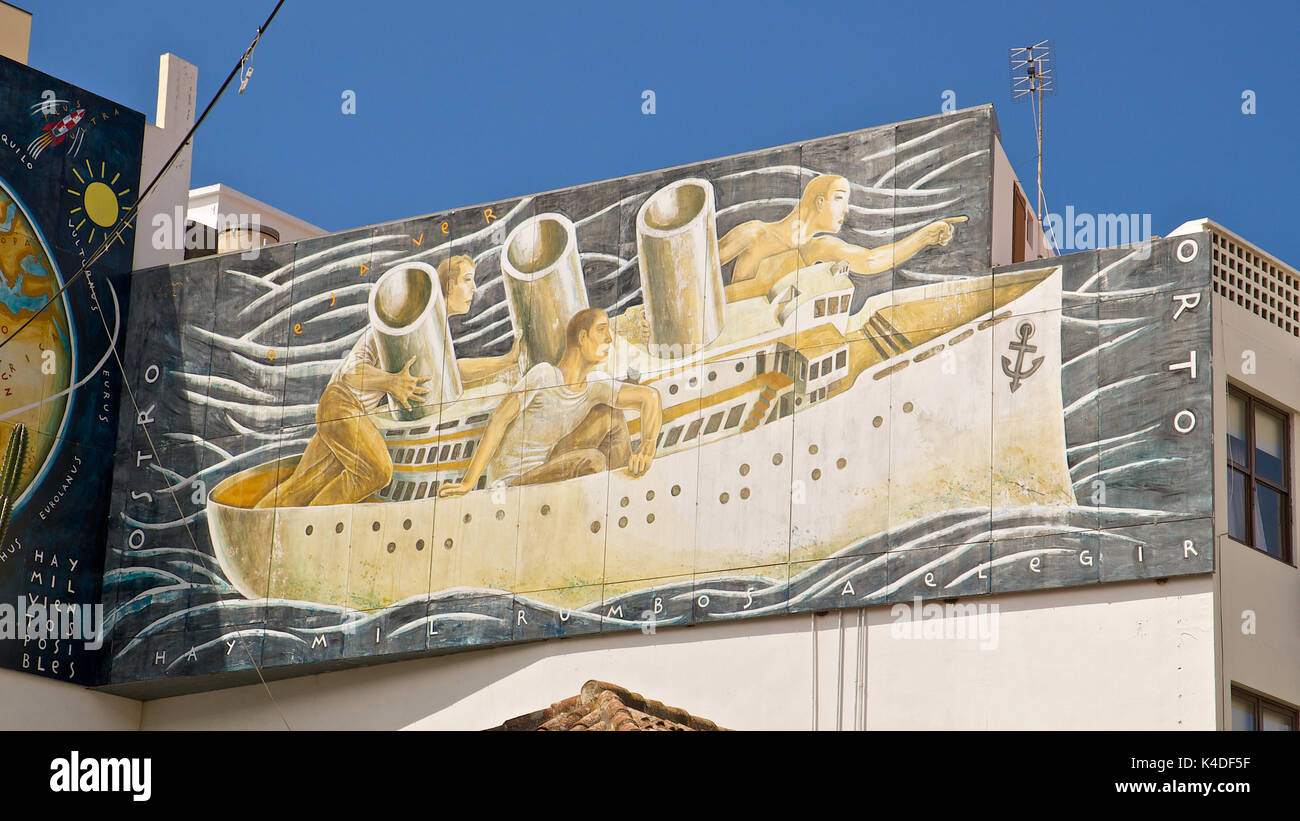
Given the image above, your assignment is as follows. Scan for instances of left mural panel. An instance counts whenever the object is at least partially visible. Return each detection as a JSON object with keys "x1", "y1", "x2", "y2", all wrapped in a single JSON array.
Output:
[{"x1": 0, "y1": 55, "x2": 144, "y2": 683}]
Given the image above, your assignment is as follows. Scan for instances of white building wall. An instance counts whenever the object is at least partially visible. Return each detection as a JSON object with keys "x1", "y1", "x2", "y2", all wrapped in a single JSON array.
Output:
[
  {"x1": 129, "y1": 576, "x2": 1215, "y2": 730},
  {"x1": 991, "y1": 137, "x2": 1015, "y2": 268},
  {"x1": 186, "y1": 183, "x2": 325, "y2": 244},
  {"x1": 1218, "y1": 538, "x2": 1300, "y2": 724},
  {"x1": 0, "y1": 2, "x2": 31, "y2": 65},
  {"x1": 1212, "y1": 285, "x2": 1300, "y2": 726},
  {"x1": 132, "y1": 53, "x2": 197, "y2": 270},
  {"x1": 861, "y1": 577, "x2": 1215, "y2": 730},
  {"x1": 0, "y1": 668, "x2": 140, "y2": 730},
  {"x1": 991, "y1": 136, "x2": 1051, "y2": 266}
]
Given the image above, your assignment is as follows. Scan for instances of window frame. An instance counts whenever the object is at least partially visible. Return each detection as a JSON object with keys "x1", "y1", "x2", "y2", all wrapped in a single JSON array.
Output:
[
  {"x1": 1231, "y1": 685, "x2": 1298, "y2": 731},
  {"x1": 1227, "y1": 385, "x2": 1293, "y2": 564}
]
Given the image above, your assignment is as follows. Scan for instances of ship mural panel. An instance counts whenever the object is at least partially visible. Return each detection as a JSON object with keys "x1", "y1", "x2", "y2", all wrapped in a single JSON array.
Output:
[
  {"x1": 0, "y1": 55, "x2": 144, "y2": 683},
  {"x1": 100, "y1": 108, "x2": 1214, "y2": 685}
]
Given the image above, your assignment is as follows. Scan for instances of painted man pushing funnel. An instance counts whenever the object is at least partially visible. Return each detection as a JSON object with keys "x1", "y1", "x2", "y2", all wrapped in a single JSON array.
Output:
[{"x1": 255, "y1": 255, "x2": 519, "y2": 508}]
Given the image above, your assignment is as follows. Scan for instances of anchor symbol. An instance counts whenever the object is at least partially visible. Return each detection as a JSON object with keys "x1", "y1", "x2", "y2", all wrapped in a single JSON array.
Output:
[{"x1": 1001, "y1": 320, "x2": 1044, "y2": 393}]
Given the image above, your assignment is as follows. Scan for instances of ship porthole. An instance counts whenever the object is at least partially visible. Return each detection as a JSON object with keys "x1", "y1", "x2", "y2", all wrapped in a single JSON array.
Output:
[
  {"x1": 619, "y1": 516, "x2": 628, "y2": 528},
  {"x1": 416, "y1": 539, "x2": 426, "y2": 551},
  {"x1": 707, "y1": 371, "x2": 716, "y2": 381},
  {"x1": 812, "y1": 469, "x2": 822, "y2": 480},
  {"x1": 620, "y1": 496, "x2": 629, "y2": 507},
  {"x1": 305, "y1": 525, "x2": 314, "y2": 536},
  {"x1": 444, "y1": 538, "x2": 454, "y2": 550},
  {"x1": 646, "y1": 513, "x2": 655, "y2": 524},
  {"x1": 541, "y1": 504, "x2": 550, "y2": 515},
  {"x1": 463, "y1": 514, "x2": 472, "y2": 524},
  {"x1": 590, "y1": 521, "x2": 601, "y2": 533},
  {"x1": 646, "y1": 489, "x2": 655, "y2": 501},
  {"x1": 740, "y1": 487, "x2": 750, "y2": 500},
  {"x1": 495, "y1": 509, "x2": 505, "y2": 520},
  {"x1": 669, "y1": 384, "x2": 679, "y2": 395},
  {"x1": 735, "y1": 362, "x2": 744, "y2": 372},
  {"x1": 386, "y1": 542, "x2": 396, "y2": 553},
  {"x1": 903, "y1": 401, "x2": 914, "y2": 413},
  {"x1": 371, "y1": 521, "x2": 381, "y2": 532},
  {"x1": 808, "y1": 444, "x2": 819, "y2": 455},
  {"x1": 837, "y1": 458, "x2": 847, "y2": 469},
  {"x1": 739, "y1": 463, "x2": 750, "y2": 476},
  {"x1": 872, "y1": 416, "x2": 883, "y2": 428},
  {"x1": 402, "y1": 519, "x2": 412, "y2": 530},
  {"x1": 689, "y1": 376, "x2": 698, "y2": 388},
  {"x1": 772, "y1": 453, "x2": 783, "y2": 466},
  {"x1": 719, "y1": 492, "x2": 730, "y2": 504},
  {"x1": 335, "y1": 522, "x2": 345, "y2": 534},
  {"x1": 795, "y1": 397, "x2": 802, "y2": 406},
  {"x1": 671, "y1": 484, "x2": 681, "y2": 496}
]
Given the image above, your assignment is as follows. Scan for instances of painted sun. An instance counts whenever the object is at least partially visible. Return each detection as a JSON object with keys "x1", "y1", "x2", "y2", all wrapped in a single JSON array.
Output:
[{"x1": 67, "y1": 159, "x2": 131, "y2": 245}]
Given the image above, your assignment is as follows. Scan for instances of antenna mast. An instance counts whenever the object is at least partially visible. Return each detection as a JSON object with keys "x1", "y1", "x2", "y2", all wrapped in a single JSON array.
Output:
[{"x1": 1009, "y1": 40, "x2": 1056, "y2": 223}]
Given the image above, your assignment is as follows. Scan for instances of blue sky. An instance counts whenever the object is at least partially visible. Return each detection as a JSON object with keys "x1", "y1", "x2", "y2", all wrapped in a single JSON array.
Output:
[{"x1": 20, "y1": 0, "x2": 1300, "y2": 262}]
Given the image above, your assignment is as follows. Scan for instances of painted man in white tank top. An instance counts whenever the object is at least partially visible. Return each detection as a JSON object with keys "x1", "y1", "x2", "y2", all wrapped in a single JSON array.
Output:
[{"x1": 439, "y1": 308, "x2": 663, "y2": 494}]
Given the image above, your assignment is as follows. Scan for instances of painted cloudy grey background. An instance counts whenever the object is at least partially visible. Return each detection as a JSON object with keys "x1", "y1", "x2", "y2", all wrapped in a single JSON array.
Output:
[{"x1": 96, "y1": 107, "x2": 1214, "y2": 688}]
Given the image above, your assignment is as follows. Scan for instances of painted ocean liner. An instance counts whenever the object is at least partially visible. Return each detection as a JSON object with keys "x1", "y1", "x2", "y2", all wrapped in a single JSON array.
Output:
[{"x1": 207, "y1": 178, "x2": 1075, "y2": 610}]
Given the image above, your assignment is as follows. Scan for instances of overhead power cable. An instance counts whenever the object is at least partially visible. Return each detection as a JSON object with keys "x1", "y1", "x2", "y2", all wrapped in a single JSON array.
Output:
[
  {"x1": 5, "y1": 0, "x2": 294, "y2": 729},
  {"x1": 0, "y1": 0, "x2": 287, "y2": 355}
]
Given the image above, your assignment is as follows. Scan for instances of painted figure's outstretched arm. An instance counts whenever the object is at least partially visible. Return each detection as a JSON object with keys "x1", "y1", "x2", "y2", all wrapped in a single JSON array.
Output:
[
  {"x1": 458, "y1": 339, "x2": 522, "y2": 387},
  {"x1": 616, "y1": 383, "x2": 661, "y2": 478},
  {"x1": 438, "y1": 392, "x2": 522, "y2": 497},
  {"x1": 810, "y1": 217, "x2": 963, "y2": 274}
]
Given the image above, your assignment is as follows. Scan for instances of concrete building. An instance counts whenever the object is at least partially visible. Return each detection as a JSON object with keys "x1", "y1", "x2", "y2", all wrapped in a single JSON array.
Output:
[
  {"x1": 0, "y1": 2, "x2": 320, "y2": 267},
  {"x1": 0, "y1": 4, "x2": 1295, "y2": 732},
  {"x1": 0, "y1": 2, "x2": 30, "y2": 67},
  {"x1": 132, "y1": 51, "x2": 198, "y2": 270},
  {"x1": 184, "y1": 183, "x2": 324, "y2": 257},
  {"x1": 5, "y1": 216, "x2": 1296, "y2": 733},
  {"x1": 1188, "y1": 218, "x2": 1300, "y2": 730},
  {"x1": 37, "y1": 215, "x2": 1281, "y2": 734}
]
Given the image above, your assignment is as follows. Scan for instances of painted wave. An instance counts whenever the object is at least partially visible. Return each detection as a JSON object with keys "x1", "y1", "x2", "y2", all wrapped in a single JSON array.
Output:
[{"x1": 103, "y1": 116, "x2": 1200, "y2": 672}]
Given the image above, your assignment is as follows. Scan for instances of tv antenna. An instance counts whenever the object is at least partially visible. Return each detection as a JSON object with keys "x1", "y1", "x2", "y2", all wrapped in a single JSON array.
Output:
[{"x1": 1009, "y1": 40, "x2": 1056, "y2": 224}]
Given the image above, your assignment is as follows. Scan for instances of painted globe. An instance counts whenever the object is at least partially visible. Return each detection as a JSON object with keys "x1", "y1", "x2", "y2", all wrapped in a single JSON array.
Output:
[{"x1": 0, "y1": 180, "x2": 72, "y2": 506}]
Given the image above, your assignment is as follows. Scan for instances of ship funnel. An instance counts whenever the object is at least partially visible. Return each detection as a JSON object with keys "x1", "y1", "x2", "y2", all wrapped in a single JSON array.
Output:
[
  {"x1": 368, "y1": 262, "x2": 462, "y2": 421},
  {"x1": 635, "y1": 177, "x2": 725, "y2": 357},
  {"x1": 500, "y1": 213, "x2": 590, "y2": 368}
]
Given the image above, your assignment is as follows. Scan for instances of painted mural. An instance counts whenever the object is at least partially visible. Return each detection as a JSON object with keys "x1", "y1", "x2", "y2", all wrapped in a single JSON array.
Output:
[
  {"x1": 102, "y1": 108, "x2": 1213, "y2": 685},
  {"x1": 0, "y1": 55, "x2": 144, "y2": 683}
]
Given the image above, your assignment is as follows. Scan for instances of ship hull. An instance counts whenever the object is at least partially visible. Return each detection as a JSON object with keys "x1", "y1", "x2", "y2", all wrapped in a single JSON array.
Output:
[{"x1": 207, "y1": 268, "x2": 1073, "y2": 610}]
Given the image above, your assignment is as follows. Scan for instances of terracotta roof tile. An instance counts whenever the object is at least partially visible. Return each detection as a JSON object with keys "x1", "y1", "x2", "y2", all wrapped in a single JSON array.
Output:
[{"x1": 487, "y1": 680, "x2": 727, "y2": 731}]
